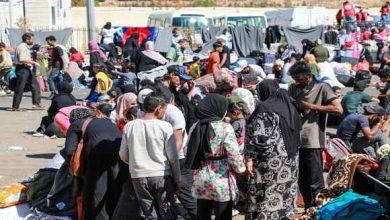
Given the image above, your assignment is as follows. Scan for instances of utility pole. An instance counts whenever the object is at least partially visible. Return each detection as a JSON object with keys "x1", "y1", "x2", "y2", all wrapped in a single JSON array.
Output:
[
  {"x1": 86, "y1": 0, "x2": 96, "y2": 42},
  {"x1": 8, "y1": 0, "x2": 13, "y2": 28},
  {"x1": 22, "y1": 0, "x2": 26, "y2": 30}
]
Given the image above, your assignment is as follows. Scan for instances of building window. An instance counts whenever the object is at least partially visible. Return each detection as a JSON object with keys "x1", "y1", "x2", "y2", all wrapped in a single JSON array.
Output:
[{"x1": 51, "y1": 6, "x2": 56, "y2": 25}]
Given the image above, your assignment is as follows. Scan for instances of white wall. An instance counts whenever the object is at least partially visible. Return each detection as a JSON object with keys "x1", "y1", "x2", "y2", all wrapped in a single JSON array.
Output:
[
  {"x1": 25, "y1": 0, "x2": 52, "y2": 27},
  {"x1": 0, "y1": 1, "x2": 23, "y2": 28}
]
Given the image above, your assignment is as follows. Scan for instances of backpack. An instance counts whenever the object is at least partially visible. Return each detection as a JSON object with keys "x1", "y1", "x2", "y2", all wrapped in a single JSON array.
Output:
[
  {"x1": 316, "y1": 189, "x2": 385, "y2": 220},
  {"x1": 323, "y1": 138, "x2": 352, "y2": 171}
]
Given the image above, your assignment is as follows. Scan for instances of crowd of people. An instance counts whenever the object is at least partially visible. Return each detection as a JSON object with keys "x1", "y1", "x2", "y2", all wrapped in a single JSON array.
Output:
[{"x1": 0, "y1": 10, "x2": 390, "y2": 219}]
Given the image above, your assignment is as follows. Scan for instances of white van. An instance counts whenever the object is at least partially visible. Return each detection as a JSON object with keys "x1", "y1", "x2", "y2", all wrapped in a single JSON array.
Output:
[
  {"x1": 147, "y1": 10, "x2": 213, "y2": 29},
  {"x1": 213, "y1": 13, "x2": 268, "y2": 29},
  {"x1": 265, "y1": 7, "x2": 329, "y2": 28}
]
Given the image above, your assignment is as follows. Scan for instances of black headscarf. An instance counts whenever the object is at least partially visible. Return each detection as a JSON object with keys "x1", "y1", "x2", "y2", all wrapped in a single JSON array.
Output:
[
  {"x1": 256, "y1": 79, "x2": 279, "y2": 102},
  {"x1": 185, "y1": 94, "x2": 228, "y2": 170},
  {"x1": 250, "y1": 80, "x2": 301, "y2": 158}
]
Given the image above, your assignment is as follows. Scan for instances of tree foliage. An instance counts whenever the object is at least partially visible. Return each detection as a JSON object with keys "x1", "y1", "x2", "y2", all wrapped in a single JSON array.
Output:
[
  {"x1": 192, "y1": 0, "x2": 216, "y2": 7},
  {"x1": 71, "y1": 0, "x2": 100, "y2": 6}
]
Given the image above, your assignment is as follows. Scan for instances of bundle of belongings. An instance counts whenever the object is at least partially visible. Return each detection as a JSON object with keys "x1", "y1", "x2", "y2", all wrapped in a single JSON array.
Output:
[{"x1": 299, "y1": 153, "x2": 390, "y2": 219}]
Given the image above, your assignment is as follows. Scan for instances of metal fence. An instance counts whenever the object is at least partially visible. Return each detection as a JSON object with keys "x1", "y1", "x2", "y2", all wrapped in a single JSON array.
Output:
[{"x1": 0, "y1": 27, "x2": 100, "y2": 52}]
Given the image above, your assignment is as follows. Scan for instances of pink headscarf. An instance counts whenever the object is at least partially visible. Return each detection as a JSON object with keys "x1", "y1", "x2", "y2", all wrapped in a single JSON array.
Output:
[
  {"x1": 142, "y1": 41, "x2": 168, "y2": 65},
  {"x1": 88, "y1": 40, "x2": 108, "y2": 62},
  {"x1": 116, "y1": 93, "x2": 138, "y2": 121}
]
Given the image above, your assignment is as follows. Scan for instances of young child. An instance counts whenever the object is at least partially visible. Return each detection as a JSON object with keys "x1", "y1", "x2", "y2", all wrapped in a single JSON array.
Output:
[
  {"x1": 226, "y1": 96, "x2": 249, "y2": 216},
  {"x1": 226, "y1": 96, "x2": 249, "y2": 152},
  {"x1": 189, "y1": 56, "x2": 201, "y2": 79}
]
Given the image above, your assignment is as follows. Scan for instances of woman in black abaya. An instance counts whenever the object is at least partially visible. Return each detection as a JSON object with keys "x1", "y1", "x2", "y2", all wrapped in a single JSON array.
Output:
[{"x1": 245, "y1": 80, "x2": 302, "y2": 220}]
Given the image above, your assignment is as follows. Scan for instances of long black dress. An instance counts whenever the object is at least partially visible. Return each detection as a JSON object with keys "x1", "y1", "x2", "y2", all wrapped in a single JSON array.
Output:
[
  {"x1": 64, "y1": 117, "x2": 128, "y2": 220},
  {"x1": 245, "y1": 113, "x2": 299, "y2": 220}
]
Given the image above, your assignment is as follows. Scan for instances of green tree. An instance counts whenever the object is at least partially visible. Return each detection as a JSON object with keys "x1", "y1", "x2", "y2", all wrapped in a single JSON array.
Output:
[
  {"x1": 71, "y1": 0, "x2": 100, "y2": 6},
  {"x1": 192, "y1": 0, "x2": 216, "y2": 7}
]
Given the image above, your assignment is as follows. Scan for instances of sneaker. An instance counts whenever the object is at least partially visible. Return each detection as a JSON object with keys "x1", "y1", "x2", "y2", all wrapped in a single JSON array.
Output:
[
  {"x1": 32, "y1": 132, "x2": 45, "y2": 137},
  {"x1": 11, "y1": 108, "x2": 24, "y2": 111},
  {"x1": 5, "y1": 90, "x2": 11, "y2": 94},
  {"x1": 232, "y1": 209, "x2": 240, "y2": 217},
  {"x1": 48, "y1": 93, "x2": 56, "y2": 99},
  {"x1": 32, "y1": 105, "x2": 45, "y2": 109},
  {"x1": 0, "y1": 90, "x2": 6, "y2": 96}
]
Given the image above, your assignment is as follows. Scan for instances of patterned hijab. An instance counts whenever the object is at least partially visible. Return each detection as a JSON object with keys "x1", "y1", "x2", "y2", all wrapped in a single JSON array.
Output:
[{"x1": 69, "y1": 108, "x2": 95, "y2": 124}]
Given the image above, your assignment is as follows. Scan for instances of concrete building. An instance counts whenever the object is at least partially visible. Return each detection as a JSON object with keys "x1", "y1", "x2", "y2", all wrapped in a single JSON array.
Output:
[{"x1": 25, "y1": 0, "x2": 72, "y2": 28}]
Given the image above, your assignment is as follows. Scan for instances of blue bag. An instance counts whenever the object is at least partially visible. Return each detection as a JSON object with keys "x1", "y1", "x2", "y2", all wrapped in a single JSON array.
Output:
[{"x1": 316, "y1": 189, "x2": 385, "y2": 220}]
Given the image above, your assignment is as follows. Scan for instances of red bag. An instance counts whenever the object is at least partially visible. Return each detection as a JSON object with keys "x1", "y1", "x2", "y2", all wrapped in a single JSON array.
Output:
[
  {"x1": 70, "y1": 118, "x2": 93, "y2": 176},
  {"x1": 323, "y1": 138, "x2": 351, "y2": 171}
]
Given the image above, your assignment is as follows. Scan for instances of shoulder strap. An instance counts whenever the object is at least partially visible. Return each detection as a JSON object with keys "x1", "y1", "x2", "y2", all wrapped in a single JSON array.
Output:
[{"x1": 81, "y1": 117, "x2": 93, "y2": 137}]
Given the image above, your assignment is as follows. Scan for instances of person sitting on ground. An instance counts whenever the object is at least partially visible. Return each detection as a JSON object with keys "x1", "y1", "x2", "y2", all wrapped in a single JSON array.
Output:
[
  {"x1": 35, "y1": 82, "x2": 76, "y2": 138},
  {"x1": 337, "y1": 102, "x2": 388, "y2": 158},
  {"x1": 86, "y1": 64, "x2": 113, "y2": 105},
  {"x1": 342, "y1": 80, "x2": 378, "y2": 116},
  {"x1": 311, "y1": 39, "x2": 329, "y2": 63},
  {"x1": 88, "y1": 40, "x2": 108, "y2": 82},
  {"x1": 301, "y1": 39, "x2": 315, "y2": 56},
  {"x1": 352, "y1": 55, "x2": 370, "y2": 72},
  {"x1": 69, "y1": 47, "x2": 84, "y2": 68},
  {"x1": 136, "y1": 41, "x2": 168, "y2": 73},
  {"x1": 189, "y1": 56, "x2": 201, "y2": 79},
  {"x1": 0, "y1": 42, "x2": 12, "y2": 95},
  {"x1": 166, "y1": 39, "x2": 187, "y2": 66},
  {"x1": 304, "y1": 54, "x2": 320, "y2": 78},
  {"x1": 272, "y1": 59, "x2": 284, "y2": 81},
  {"x1": 275, "y1": 44, "x2": 287, "y2": 60}
]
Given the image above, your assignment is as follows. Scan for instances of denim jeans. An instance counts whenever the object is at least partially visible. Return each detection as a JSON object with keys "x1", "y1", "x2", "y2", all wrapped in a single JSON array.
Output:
[
  {"x1": 345, "y1": 16, "x2": 357, "y2": 32},
  {"x1": 48, "y1": 68, "x2": 63, "y2": 93},
  {"x1": 0, "y1": 68, "x2": 11, "y2": 90}
]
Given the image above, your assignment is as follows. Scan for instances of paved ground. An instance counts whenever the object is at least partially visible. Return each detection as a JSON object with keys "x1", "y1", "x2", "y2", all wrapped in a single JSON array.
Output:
[{"x1": 0, "y1": 89, "x2": 90, "y2": 186}]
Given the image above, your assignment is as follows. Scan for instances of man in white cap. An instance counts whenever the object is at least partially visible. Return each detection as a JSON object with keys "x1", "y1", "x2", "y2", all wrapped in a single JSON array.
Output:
[
  {"x1": 234, "y1": 59, "x2": 266, "y2": 90},
  {"x1": 311, "y1": 39, "x2": 329, "y2": 63}
]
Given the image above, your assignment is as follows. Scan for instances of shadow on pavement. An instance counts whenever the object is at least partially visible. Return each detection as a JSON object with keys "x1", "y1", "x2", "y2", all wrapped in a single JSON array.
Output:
[{"x1": 26, "y1": 153, "x2": 56, "y2": 159}]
